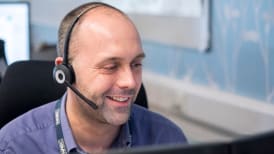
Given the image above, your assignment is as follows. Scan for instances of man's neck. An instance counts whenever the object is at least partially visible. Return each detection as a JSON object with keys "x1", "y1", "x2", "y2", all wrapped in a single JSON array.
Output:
[{"x1": 66, "y1": 95, "x2": 120, "y2": 153}]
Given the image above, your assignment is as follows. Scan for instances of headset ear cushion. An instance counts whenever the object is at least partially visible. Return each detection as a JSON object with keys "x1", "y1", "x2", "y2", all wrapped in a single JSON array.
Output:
[{"x1": 53, "y1": 64, "x2": 75, "y2": 84}]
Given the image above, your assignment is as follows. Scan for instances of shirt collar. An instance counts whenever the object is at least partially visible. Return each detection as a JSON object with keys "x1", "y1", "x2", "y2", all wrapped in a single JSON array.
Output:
[
  {"x1": 111, "y1": 118, "x2": 132, "y2": 149},
  {"x1": 59, "y1": 93, "x2": 132, "y2": 153}
]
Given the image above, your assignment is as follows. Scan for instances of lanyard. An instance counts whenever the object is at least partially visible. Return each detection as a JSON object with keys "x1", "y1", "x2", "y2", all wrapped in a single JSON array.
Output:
[{"x1": 55, "y1": 99, "x2": 69, "y2": 154}]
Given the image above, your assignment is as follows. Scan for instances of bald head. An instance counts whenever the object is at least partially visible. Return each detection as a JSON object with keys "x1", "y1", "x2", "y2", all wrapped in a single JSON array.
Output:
[{"x1": 57, "y1": 2, "x2": 139, "y2": 62}]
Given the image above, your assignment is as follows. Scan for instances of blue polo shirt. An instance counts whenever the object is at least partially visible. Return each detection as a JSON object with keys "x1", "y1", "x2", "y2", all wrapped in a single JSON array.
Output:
[{"x1": 0, "y1": 94, "x2": 187, "y2": 153}]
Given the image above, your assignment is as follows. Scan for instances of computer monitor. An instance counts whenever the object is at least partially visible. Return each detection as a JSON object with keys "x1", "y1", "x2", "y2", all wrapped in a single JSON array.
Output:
[
  {"x1": 230, "y1": 130, "x2": 274, "y2": 154},
  {"x1": 0, "y1": 2, "x2": 30, "y2": 65},
  {"x1": 108, "y1": 130, "x2": 274, "y2": 154}
]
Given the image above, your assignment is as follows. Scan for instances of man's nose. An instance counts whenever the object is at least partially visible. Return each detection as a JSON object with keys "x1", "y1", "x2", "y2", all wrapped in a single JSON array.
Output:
[{"x1": 116, "y1": 67, "x2": 138, "y2": 89}]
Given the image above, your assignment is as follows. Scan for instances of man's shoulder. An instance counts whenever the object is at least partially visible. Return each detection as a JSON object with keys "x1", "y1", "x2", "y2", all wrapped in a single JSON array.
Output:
[
  {"x1": 132, "y1": 104, "x2": 180, "y2": 129},
  {"x1": 0, "y1": 101, "x2": 57, "y2": 143},
  {"x1": 131, "y1": 104, "x2": 187, "y2": 144}
]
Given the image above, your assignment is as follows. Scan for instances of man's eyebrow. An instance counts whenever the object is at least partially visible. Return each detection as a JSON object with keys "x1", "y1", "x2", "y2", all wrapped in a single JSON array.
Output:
[
  {"x1": 103, "y1": 52, "x2": 145, "y2": 62},
  {"x1": 135, "y1": 52, "x2": 146, "y2": 59},
  {"x1": 97, "y1": 57, "x2": 120, "y2": 65},
  {"x1": 96, "y1": 52, "x2": 146, "y2": 66}
]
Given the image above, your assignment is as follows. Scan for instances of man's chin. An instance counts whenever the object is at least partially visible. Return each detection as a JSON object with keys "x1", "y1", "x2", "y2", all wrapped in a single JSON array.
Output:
[
  {"x1": 102, "y1": 101, "x2": 132, "y2": 125},
  {"x1": 106, "y1": 112, "x2": 131, "y2": 126}
]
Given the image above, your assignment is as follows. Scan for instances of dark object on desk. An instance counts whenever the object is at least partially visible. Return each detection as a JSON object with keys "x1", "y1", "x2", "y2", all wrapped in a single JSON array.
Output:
[
  {"x1": 0, "y1": 39, "x2": 6, "y2": 63},
  {"x1": 0, "y1": 39, "x2": 7, "y2": 79},
  {"x1": 108, "y1": 130, "x2": 274, "y2": 154},
  {"x1": 108, "y1": 142, "x2": 229, "y2": 154},
  {"x1": 0, "y1": 60, "x2": 148, "y2": 128},
  {"x1": 230, "y1": 130, "x2": 274, "y2": 154}
]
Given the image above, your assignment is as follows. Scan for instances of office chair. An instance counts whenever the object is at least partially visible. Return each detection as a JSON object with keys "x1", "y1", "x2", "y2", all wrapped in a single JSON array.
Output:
[{"x1": 0, "y1": 60, "x2": 148, "y2": 128}]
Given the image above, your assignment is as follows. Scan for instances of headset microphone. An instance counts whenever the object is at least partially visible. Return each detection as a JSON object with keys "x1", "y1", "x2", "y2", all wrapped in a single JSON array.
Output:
[
  {"x1": 53, "y1": 65, "x2": 98, "y2": 110},
  {"x1": 64, "y1": 81, "x2": 98, "y2": 110}
]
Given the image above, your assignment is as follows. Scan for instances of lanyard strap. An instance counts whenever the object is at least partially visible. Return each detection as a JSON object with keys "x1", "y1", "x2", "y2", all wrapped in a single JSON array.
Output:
[{"x1": 55, "y1": 99, "x2": 69, "y2": 154}]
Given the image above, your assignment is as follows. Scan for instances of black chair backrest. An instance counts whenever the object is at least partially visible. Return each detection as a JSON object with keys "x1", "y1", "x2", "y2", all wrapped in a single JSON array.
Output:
[
  {"x1": 0, "y1": 60, "x2": 148, "y2": 128},
  {"x1": 0, "y1": 60, "x2": 66, "y2": 128}
]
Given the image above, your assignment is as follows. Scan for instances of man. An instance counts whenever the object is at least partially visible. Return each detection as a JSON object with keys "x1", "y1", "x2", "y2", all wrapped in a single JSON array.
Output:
[{"x1": 0, "y1": 2, "x2": 187, "y2": 154}]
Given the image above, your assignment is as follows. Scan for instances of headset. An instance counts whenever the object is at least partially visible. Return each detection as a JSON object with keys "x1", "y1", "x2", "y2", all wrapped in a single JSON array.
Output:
[{"x1": 53, "y1": 3, "x2": 108, "y2": 110}]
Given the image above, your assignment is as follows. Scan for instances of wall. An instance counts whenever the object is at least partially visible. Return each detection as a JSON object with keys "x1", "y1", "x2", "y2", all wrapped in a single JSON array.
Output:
[
  {"x1": 143, "y1": 0, "x2": 274, "y2": 104},
  {"x1": 140, "y1": 0, "x2": 274, "y2": 142}
]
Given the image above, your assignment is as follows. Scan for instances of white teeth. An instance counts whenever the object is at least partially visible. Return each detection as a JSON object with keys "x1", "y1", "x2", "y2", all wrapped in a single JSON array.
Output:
[{"x1": 109, "y1": 96, "x2": 129, "y2": 102}]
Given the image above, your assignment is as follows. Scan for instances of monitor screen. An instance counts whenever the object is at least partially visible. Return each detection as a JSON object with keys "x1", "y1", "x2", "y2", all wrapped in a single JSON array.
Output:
[{"x1": 0, "y1": 2, "x2": 30, "y2": 65}]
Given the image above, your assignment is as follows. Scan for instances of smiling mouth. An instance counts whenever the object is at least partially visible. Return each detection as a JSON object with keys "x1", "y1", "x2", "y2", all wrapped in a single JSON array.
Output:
[{"x1": 107, "y1": 96, "x2": 130, "y2": 102}]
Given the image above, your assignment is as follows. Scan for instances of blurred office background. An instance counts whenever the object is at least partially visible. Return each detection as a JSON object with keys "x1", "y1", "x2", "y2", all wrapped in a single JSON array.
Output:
[{"x1": 1, "y1": 0, "x2": 274, "y2": 144}]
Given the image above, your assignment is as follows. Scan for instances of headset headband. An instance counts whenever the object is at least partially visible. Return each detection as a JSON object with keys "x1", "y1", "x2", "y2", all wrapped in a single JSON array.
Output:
[{"x1": 63, "y1": 4, "x2": 102, "y2": 65}]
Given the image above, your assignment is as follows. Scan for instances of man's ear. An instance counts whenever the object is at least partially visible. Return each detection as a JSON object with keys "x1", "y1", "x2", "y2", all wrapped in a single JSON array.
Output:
[{"x1": 55, "y1": 57, "x2": 63, "y2": 65}]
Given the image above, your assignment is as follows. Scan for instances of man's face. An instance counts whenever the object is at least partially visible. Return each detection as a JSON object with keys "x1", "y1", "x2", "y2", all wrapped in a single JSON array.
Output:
[{"x1": 70, "y1": 10, "x2": 145, "y2": 126}]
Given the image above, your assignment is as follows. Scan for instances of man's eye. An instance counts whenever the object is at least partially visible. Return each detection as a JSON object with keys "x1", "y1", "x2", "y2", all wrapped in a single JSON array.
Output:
[
  {"x1": 131, "y1": 63, "x2": 142, "y2": 68},
  {"x1": 102, "y1": 64, "x2": 118, "y2": 73}
]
